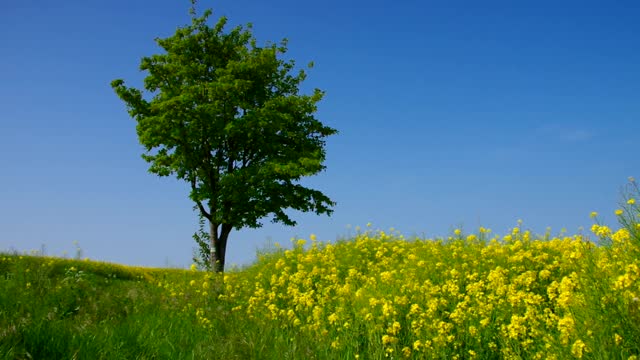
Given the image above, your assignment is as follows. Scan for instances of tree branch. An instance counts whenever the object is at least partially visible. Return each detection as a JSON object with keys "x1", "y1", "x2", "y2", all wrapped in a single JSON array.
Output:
[{"x1": 191, "y1": 177, "x2": 211, "y2": 220}]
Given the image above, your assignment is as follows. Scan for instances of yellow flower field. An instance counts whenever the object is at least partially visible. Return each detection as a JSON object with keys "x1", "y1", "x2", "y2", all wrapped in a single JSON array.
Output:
[
  {"x1": 5, "y1": 180, "x2": 639, "y2": 359},
  {"x1": 163, "y1": 214, "x2": 640, "y2": 359}
]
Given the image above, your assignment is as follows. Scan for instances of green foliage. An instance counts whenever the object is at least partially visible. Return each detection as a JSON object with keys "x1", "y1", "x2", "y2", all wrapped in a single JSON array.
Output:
[
  {"x1": 192, "y1": 208, "x2": 212, "y2": 271},
  {"x1": 112, "y1": 4, "x2": 336, "y2": 271}
]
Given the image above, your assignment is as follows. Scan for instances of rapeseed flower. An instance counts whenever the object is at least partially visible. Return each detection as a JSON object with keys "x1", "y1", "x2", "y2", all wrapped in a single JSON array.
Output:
[
  {"x1": 151, "y1": 216, "x2": 640, "y2": 358},
  {"x1": 614, "y1": 333, "x2": 622, "y2": 345},
  {"x1": 571, "y1": 339, "x2": 586, "y2": 358}
]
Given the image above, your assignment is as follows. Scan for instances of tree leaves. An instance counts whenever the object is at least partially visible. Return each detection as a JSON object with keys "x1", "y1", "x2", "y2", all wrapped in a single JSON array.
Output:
[{"x1": 112, "y1": 5, "x2": 336, "y2": 270}]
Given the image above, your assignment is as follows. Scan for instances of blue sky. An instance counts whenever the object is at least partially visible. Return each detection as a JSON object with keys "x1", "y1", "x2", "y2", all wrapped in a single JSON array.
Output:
[{"x1": 1, "y1": 0, "x2": 638, "y2": 268}]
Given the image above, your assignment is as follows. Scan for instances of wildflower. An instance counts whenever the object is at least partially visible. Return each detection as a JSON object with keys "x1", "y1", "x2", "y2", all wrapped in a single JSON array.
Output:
[
  {"x1": 571, "y1": 339, "x2": 586, "y2": 358},
  {"x1": 389, "y1": 321, "x2": 401, "y2": 335},
  {"x1": 382, "y1": 335, "x2": 391, "y2": 345},
  {"x1": 469, "y1": 326, "x2": 478, "y2": 336},
  {"x1": 409, "y1": 303, "x2": 421, "y2": 315},
  {"x1": 612, "y1": 228, "x2": 630, "y2": 243},
  {"x1": 628, "y1": 198, "x2": 636, "y2": 205},
  {"x1": 380, "y1": 271, "x2": 393, "y2": 283},
  {"x1": 381, "y1": 334, "x2": 397, "y2": 345},
  {"x1": 413, "y1": 340, "x2": 423, "y2": 351},
  {"x1": 591, "y1": 224, "x2": 612, "y2": 237},
  {"x1": 614, "y1": 333, "x2": 622, "y2": 345},
  {"x1": 190, "y1": 264, "x2": 197, "y2": 271},
  {"x1": 615, "y1": 209, "x2": 624, "y2": 216},
  {"x1": 590, "y1": 211, "x2": 598, "y2": 218},
  {"x1": 506, "y1": 315, "x2": 527, "y2": 339},
  {"x1": 539, "y1": 269, "x2": 551, "y2": 280},
  {"x1": 402, "y1": 347, "x2": 411, "y2": 357},
  {"x1": 454, "y1": 229, "x2": 461, "y2": 236},
  {"x1": 557, "y1": 315, "x2": 575, "y2": 345}
]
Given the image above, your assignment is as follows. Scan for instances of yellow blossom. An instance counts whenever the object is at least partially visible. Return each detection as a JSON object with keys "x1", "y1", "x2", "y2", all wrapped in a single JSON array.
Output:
[
  {"x1": 571, "y1": 339, "x2": 586, "y2": 358},
  {"x1": 614, "y1": 333, "x2": 622, "y2": 345},
  {"x1": 612, "y1": 228, "x2": 630, "y2": 243},
  {"x1": 469, "y1": 326, "x2": 478, "y2": 336},
  {"x1": 413, "y1": 340, "x2": 423, "y2": 351},
  {"x1": 381, "y1": 334, "x2": 393, "y2": 345},
  {"x1": 402, "y1": 347, "x2": 411, "y2": 357},
  {"x1": 591, "y1": 224, "x2": 612, "y2": 237},
  {"x1": 388, "y1": 321, "x2": 401, "y2": 335}
]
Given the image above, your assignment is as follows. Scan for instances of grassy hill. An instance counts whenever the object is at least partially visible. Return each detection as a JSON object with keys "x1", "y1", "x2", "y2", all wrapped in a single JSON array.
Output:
[
  {"x1": 2, "y1": 186, "x2": 640, "y2": 359},
  {"x1": 2, "y1": 224, "x2": 640, "y2": 359}
]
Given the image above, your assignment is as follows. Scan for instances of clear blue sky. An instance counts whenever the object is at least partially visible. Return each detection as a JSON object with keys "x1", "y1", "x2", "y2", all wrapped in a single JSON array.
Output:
[{"x1": 1, "y1": 0, "x2": 638, "y2": 268}]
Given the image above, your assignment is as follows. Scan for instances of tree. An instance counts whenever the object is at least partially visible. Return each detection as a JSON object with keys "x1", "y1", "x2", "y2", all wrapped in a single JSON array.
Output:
[{"x1": 111, "y1": 4, "x2": 337, "y2": 272}]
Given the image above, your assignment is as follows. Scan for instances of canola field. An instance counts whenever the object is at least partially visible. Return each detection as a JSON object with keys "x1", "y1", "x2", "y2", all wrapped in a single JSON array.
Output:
[{"x1": 167, "y1": 222, "x2": 640, "y2": 359}]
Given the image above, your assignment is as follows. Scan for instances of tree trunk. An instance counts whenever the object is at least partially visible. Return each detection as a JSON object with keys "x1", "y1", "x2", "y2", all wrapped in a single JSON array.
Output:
[{"x1": 209, "y1": 221, "x2": 232, "y2": 273}]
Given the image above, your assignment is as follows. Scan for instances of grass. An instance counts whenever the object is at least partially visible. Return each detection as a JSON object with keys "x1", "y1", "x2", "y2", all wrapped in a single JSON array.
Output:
[{"x1": 2, "y1": 181, "x2": 640, "y2": 359}]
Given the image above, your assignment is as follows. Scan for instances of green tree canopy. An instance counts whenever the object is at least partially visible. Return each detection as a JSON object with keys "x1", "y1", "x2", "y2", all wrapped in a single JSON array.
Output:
[{"x1": 112, "y1": 5, "x2": 336, "y2": 272}]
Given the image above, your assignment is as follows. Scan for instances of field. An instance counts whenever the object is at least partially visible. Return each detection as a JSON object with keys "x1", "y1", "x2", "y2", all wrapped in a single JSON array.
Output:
[{"x1": 2, "y1": 190, "x2": 640, "y2": 359}]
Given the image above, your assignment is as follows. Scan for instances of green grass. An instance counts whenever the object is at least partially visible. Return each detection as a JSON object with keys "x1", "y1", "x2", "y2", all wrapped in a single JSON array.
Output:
[
  {"x1": 0, "y1": 256, "x2": 207, "y2": 359},
  {"x1": 2, "y1": 181, "x2": 640, "y2": 359},
  {"x1": 2, "y1": 228, "x2": 640, "y2": 359}
]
